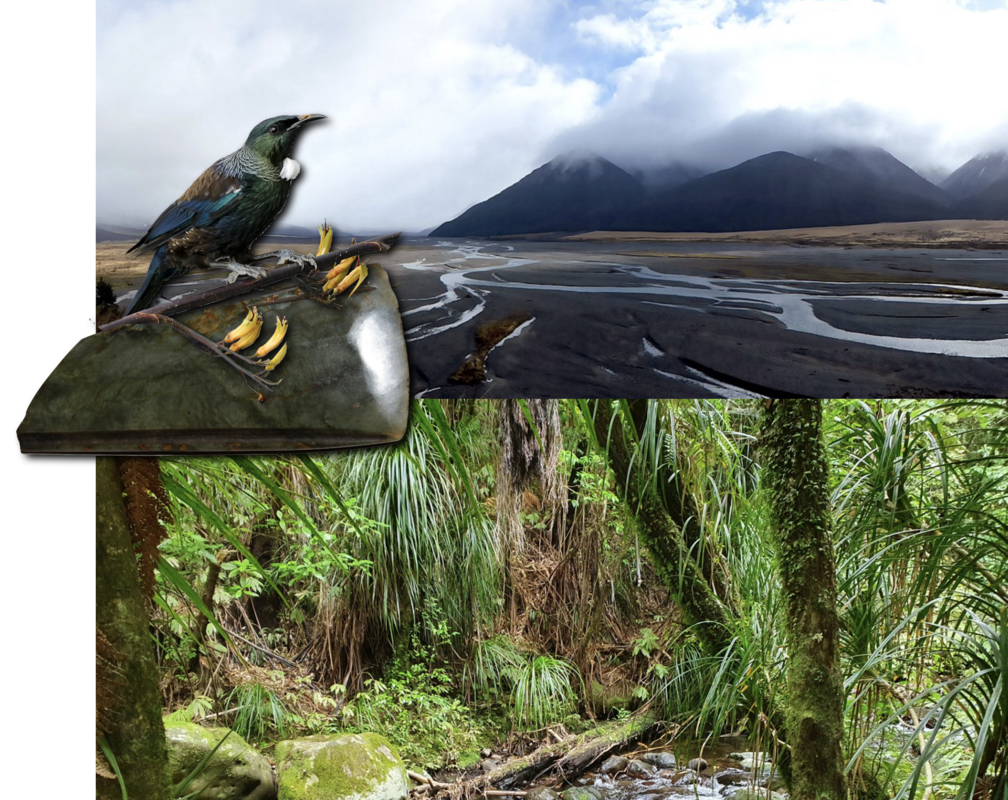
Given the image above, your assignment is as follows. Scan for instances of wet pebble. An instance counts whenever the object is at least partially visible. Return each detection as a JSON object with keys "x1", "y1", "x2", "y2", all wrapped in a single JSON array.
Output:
[
  {"x1": 626, "y1": 760, "x2": 659, "y2": 779},
  {"x1": 640, "y1": 751, "x2": 678, "y2": 769},
  {"x1": 686, "y1": 758, "x2": 708, "y2": 773},
  {"x1": 711, "y1": 768, "x2": 750, "y2": 786},
  {"x1": 600, "y1": 755, "x2": 628, "y2": 774},
  {"x1": 728, "y1": 752, "x2": 765, "y2": 771},
  {"x1": 670, "y1": 769, "x2": 698, "y2": 786}
]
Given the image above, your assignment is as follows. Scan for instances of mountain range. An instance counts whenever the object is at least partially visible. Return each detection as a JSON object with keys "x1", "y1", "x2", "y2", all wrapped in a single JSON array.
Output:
[{"x1": 431, "y1": 147, "x2": 1008, "y2": 237}]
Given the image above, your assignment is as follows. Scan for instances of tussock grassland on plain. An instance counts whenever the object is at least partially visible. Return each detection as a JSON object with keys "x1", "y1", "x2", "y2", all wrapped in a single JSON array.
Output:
[{"x1": 565, "y1": 219, "x2": 1008, "y2": 248}]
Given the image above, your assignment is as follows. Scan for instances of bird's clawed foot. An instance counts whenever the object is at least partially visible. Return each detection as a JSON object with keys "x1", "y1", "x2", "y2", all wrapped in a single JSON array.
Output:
[
  {"x1": 212, "y1": 259, "x2": 270, "y2": 284},
  {"x1": 255, "y1": 248, "x2": 318, "y2": 270}
]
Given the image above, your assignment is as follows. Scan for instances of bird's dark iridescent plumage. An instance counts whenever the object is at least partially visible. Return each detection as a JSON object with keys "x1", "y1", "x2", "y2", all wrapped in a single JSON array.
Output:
[{"x1": 125, "y1": 114, "x2": 326, "y2": 315}]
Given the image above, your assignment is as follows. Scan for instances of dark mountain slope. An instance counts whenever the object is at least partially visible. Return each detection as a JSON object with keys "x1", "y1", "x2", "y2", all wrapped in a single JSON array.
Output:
[
  {"x1": 942, "y1": 150, "x2": 1008, "y2": 200},
  {"x1": 954, "y1": 174, "x2": 1008, "y2": 219},
  {"x1": 431, "y1": 152, "x2": 645, "y2": 237},
  {"x1": 808, "y1": 145, "x2": 950, "y2": 207},
  {"x1": 621, "y1": 152, "x2": 947, "y2": 233}
]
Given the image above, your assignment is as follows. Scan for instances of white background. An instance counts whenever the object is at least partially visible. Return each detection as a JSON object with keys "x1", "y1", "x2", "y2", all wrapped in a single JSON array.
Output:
[{"x1": 4, "y1": 3, "x2": 94, "y2": 796}]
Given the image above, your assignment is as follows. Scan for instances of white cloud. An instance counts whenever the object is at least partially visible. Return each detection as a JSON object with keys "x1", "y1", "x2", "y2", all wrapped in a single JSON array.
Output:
[
  {"x1": 97, "y1": 0, "x2": 599, "y2": 231},
  {"x1": 550, "y1": 0, "x2": 1008, "y2": 174},
  {"x1": 97, "y1": 0, "x2": 1008, "y2": 230},
  {"x1": 575, "y1": 13, "x2": 655, "y2": 50}
]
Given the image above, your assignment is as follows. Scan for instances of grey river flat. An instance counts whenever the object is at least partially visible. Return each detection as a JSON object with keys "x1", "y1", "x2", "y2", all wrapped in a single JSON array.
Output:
[
  {"x1": 19, "y1": 265, "x2": 408, "y2": 454},
  {"x1": 380, "y1": 238, "x2": 1008, "y2": 398}
]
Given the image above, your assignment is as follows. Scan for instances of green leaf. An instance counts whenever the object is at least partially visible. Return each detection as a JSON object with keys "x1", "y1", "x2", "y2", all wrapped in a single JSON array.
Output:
[
  {"x1": 157, "y1": 556, "x2": 236, "y2": 655},
  {"x1": 98, "y1": 736, "x2": 129, "y2": 800}
]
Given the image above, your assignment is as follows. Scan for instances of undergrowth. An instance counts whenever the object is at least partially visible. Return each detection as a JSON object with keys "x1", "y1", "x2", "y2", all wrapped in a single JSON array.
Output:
[{"x1": 338, "y1": 633, "x2": 506, "y2": 770}]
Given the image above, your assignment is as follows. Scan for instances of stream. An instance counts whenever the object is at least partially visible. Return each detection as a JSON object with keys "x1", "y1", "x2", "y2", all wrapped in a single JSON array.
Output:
[{"x1": 569, "y1": 738, "x2": 783, "y2": 799}]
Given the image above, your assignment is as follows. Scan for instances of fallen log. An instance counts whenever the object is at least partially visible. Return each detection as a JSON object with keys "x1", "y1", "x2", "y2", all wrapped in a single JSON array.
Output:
[{"x1": 459, "y1": 713, "x2": 664, "y2": 797}]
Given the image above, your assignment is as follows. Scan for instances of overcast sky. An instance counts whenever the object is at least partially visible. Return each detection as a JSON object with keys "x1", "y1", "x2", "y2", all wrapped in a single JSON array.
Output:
[{"x1": 97, "y1": 0, "x2": 1008, "y2": 232}]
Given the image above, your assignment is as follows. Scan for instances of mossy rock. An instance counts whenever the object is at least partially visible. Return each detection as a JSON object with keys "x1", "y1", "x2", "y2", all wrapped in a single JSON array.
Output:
[
  {"x1": 275, "y1": 733, "x2": 408, "y2": 800},
  {"x1": 165, "y1": 721, "x2": 275, "y2": 800}
]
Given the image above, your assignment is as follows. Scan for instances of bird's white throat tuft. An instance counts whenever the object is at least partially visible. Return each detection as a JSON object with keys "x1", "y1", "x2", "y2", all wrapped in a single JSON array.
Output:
[{"x1": 280, "y1": 158, "x2": 301, "y2": 181}]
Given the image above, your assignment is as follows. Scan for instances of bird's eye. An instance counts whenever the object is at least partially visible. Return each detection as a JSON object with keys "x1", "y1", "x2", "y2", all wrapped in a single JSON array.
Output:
[{"x1": 269, "y1": 125, "x2": 280, "y2": 135}]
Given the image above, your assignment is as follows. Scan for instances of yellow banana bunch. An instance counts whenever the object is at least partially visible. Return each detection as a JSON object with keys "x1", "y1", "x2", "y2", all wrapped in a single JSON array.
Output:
[
  {"x1": 223, "y1": 307, "x2": 259, "y2": 343},
  {"x1": 316, "y1": 219, "x2": 333, "y2": 257},
  {"x1": 229, "y1": 309, "x2": 263, "y2": 351},
  {"x1": 261, "y1": 343, "x2": 288, "y2": 372},
  {"x1": 255, "y1": 316, "x2": 288, "y2": 358}
]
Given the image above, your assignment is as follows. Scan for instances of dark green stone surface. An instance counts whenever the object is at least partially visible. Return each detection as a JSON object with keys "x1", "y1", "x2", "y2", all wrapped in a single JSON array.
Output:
[{"x1": 19, "y1": 266, "x2": 408, "y2": 454}]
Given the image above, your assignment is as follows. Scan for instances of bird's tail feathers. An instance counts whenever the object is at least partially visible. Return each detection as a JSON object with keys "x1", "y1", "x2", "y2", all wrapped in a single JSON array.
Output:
[{"x1": 124, "y1": 247, "x2": 180, "y2": 315}]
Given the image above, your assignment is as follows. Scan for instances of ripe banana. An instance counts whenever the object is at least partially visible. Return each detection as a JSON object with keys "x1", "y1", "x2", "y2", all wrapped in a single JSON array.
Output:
[
  {"x1": 229, "y1": 309, "x2": 263, "y2": 351},
  {"x1": 222, "y1": 307, "x2": 257, "y2": 343},
  {"x1": 262, "y1": 342, "x2": 287, "y2": 372},
  {"x1": 255, "y1": 316, "x2": 288, "y2": 358}
]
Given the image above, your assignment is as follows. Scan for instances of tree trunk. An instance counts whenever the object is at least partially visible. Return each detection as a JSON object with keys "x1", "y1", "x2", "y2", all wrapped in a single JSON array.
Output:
[
  {"x1": 96, "y1": 457, "x2": 171, "y2": 800},
  {"x1": 761, "y1": 401, "x2": 847, "y2": 800}
]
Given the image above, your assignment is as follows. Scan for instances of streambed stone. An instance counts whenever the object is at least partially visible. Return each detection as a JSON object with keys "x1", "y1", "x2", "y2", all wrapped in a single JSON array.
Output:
[
  {"x1": 275, "y1": 732, "x2": 408, "y2": 800},
  {"x1": 712, "y1": 767, "x2": 750, "y2": 786},
  {"x1": 728, "y1": 752, "x2": 766, "y2": 771},
  {"x1": 600, "y1": 755, "x2": 628, "y2": 773},
  {"x1": 626, "y1": 759, "x2": 659, "y2": 778},
  {"x1": 165, "y1": 721, "x2": 275, "y2": 800},
  {"x1": 639, "y1": 751, "x2": 677, "y2": 769}
]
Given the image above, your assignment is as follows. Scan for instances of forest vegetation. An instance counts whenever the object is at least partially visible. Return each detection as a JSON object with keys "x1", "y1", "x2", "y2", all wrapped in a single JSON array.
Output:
[{"x1": 97, "y1": 399, "x2": 1008, "y2": 800}]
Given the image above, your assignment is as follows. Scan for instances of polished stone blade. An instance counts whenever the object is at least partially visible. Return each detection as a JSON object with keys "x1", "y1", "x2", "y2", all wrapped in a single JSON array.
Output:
[{"x1": 19, "y1": 265, "x2": 408, "y2": 454}]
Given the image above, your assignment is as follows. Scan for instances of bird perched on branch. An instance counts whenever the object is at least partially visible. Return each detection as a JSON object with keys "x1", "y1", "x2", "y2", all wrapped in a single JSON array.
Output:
[{"x1": 124, "y1": 113, "x2": 327, "y2": 315}]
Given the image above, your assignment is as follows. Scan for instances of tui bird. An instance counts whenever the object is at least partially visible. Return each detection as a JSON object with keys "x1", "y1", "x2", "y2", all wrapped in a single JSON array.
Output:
[{"x1": 124, "y1": 113, "x2": 327, "y2": 315}]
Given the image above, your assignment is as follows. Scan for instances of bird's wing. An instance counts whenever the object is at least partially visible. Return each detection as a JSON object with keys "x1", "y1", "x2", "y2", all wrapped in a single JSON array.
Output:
[{"x1": 127, "y1": 167, "x2": 245, "y2": 255}]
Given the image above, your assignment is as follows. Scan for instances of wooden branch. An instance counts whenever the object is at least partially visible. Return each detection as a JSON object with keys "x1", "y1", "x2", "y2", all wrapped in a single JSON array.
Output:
[
  {"x1": 408, "y1": 770, "x2": 443, "y2": 788},
  {"x1": 100, "y1": 233, "x2": 401, "y2": 332},
  {"x1": 200, "y1": 706, "x2": 240, "y2": 721}
]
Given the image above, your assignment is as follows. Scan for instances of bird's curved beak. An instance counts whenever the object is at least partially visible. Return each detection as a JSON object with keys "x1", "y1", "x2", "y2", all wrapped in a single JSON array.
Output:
[{"x1": 290, "y1": 113, "x2": 327, "y2": 130}]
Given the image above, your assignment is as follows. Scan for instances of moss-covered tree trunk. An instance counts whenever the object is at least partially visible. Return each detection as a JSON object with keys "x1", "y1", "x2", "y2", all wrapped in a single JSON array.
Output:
[
  {"x1": 96, "y1": 457, "x2": 170, "y2": 800},
  {"x1": 761, "y1": 401, "x2": 847, "y2": 800}
]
